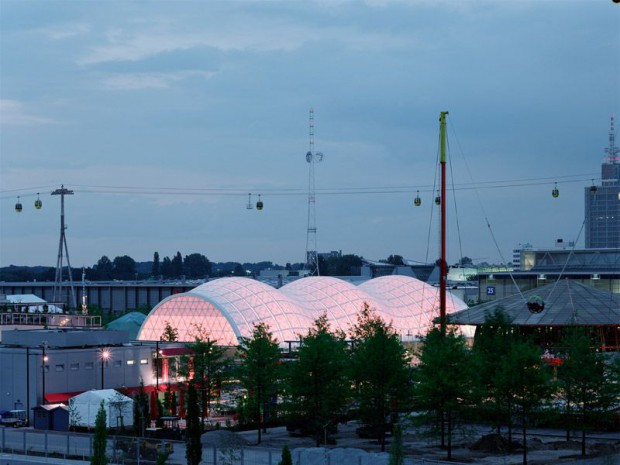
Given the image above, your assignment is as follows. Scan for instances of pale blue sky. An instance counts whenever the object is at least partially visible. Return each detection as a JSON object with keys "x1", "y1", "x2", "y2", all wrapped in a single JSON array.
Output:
[{"x1": 1, "y1": 0, "x2": 619, "y2": 268}]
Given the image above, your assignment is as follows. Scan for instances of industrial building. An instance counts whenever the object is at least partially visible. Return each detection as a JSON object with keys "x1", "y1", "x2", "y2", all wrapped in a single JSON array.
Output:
[{"x1": 0, "y1": 329, "x2": 161, "y2": 424}]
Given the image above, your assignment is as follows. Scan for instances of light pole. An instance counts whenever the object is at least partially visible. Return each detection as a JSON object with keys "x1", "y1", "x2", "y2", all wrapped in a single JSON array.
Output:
[
  {"x1": 155, "y1": 340, "x2": 160, "y2": 391},
  {"x1": 41, "y1": 342, "x2": 49, "y2": 405},
  {"x1": 100, "y1": 348, "x2": 110, "y2": 390}
]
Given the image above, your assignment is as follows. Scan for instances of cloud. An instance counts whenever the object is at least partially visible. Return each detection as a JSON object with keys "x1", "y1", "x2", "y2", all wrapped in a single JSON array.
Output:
[
  {"x1": 76, "y1": 13, "x2": 421, "y2": 65},
  {"x1": 100, "y1": 70, "x2": 215, "y2": 90},
  {"x1": 38, "y1": 23, "x2": 91, "y2": 40},
  {"x1": 0, "y1": 100, "x2": 56, "y2": 126},
  {"x1": 77, "y1": 18, "x2": 306, "y2": 65}
]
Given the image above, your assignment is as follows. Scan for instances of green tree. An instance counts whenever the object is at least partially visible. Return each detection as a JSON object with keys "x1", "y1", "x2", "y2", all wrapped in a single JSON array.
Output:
[
  {"x1": 557, "y1": 328, "x2": 620, "y2": 456},
  {"x1": 160, "y1": 321, "x2": 179, "y2": 342},
  {"x1": 163, "y1": 382, "x2": 177, "y2": 416},
  {"x1": 95, "y1": 256, "x2": 114, "y2": 280},
  {"x1": 133, "y1": 380, "x2": 150, "y2": 437},
  {"x1": 172, "y1": 252, "x2": 184, "y2": 277},
  {"x1": 471, "y1": 308, "x2": 518, "y2": 437},
  {"x1": 112, "y1": 255, "x2": 137, "y2": 280},
  {"x1": 183, "y1": 253, "x2": 211, "y2": 278},
  {"x1": 501, "y1": 339, "x2": 552, "y2": 465},
  {"x1": 155, "y1": 451, "x2": 168, "y2": 465},
  {"x1": 278, "y1": 444, "x2": 292, "y2": 465},
  {"x1": 388, "y1": 424, "x2": 404, "y2": 465},
  {"x1": 161, "y1": 257, "x2": 173, "y2": 278},
  {"x1": 350, "y1": 303, "x2": 411, "y2": 452},
  {"x1": 237, "y1": 322, "x2": 281, "y2": 444},
  {"x1": 323, "y1": 254, "x2": 363, "y2": 276},
  {"x1": 91, "y1": 400, "x2": 108, "y2": 465},
  {"x1": 287, "y1": 314, "x2": 351, "y2": 446},
  {"x1": 152, "y1": 252, "x2": 160, "y2": 277},
  {"x1": 231, "y1": 263, "x2": 245, "y2": 276},
  {"x1": 386, "y1": 254, "x2": 404, "y2": 266},
  {"x1": 185, "y1": 324, "x2": 229, "y2": 429},
  {"x1": 413, "y1": 327, "x2": 474, "y2": 460},
  {"x1": 185, "y1": 381, "x2": 202, "y2": 465}
]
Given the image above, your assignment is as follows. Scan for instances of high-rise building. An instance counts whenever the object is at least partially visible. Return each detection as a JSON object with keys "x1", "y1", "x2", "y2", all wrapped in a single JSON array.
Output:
[{"x1": 585, "y1": 116, "x2": 620, "y2": 249}]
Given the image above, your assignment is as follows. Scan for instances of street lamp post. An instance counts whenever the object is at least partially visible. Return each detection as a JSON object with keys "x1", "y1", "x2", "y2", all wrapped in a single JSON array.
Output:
[
  {"x1": 100, "y1": 348, "x2": 110, "y2": 390},
  {"x1": 41, "y1": 342, "x2": 49, "y2": 405}
]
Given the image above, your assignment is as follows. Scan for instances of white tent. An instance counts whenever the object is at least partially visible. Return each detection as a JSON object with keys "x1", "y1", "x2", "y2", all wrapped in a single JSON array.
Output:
[
  {"x1": 69, "y1": 389, "x2": 134, "y2": 429},
  {"x1": 4, "y1": 294, "x2": 63, "y2": 313}
]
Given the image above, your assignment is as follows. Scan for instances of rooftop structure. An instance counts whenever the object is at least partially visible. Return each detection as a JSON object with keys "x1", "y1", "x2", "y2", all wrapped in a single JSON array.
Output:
[{"x1": 448, "y1": 279, "x2": 620, "y2": 351}]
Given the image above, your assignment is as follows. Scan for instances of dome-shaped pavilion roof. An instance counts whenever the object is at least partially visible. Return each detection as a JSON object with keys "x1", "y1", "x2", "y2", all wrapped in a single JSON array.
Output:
[{"x1": 137, "y1": 275, "x2": 469, "y2": 345}]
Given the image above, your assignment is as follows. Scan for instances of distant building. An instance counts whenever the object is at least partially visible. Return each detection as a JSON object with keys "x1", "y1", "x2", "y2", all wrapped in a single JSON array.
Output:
[
  {"x1": 585, "y1": 116, "x2": 620, "y2": 248},
  {"x1": 477, "y1": 247, "x2": 619, "y2": 303}
]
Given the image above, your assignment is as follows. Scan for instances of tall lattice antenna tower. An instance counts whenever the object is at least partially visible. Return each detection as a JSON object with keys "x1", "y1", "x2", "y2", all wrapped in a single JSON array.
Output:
[
  {"x1": 52, "y1": 185, "x2": 77, "y2": 309},
  {"x1": 305, "y1": 108, "x2": 324, "y2": 275},
  {"x1": 604, "y1": 115, "x2": 619, "y2": 164}
]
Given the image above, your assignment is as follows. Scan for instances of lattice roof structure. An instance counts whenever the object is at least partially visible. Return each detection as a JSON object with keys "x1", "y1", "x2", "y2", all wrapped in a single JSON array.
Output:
[{"x1": 137, "y1": 275, "x2": 469, "y2": 345}]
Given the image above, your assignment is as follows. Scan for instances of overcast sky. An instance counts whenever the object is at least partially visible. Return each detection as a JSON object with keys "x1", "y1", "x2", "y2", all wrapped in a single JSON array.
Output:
[{"x1": 1, "y1": 0, "x2": 619, "y2": 269}]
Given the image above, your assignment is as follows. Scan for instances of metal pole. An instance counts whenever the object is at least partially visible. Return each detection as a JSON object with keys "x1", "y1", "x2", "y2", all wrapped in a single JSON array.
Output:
[
  {"x1": 42, "y1": 343, "x2": 48, "y2": 405},
  {"x1": 439, "y1": 111, "x2": 449, "y2": 335},
  {"x1": 26, "y1": 347, "x2": 30, "y2": 422},
  {"x1": 101, "y1": 348, "x2": 104, "y2": 389},
  {"x1": 156, "y1": 341, "x2": 159, "y2": 391}
]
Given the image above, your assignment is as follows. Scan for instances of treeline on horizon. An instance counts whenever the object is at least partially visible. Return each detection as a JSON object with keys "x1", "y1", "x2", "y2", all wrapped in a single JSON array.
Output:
[{"x1": 0, "y1": 252, "x2": 412, "y2": 283}]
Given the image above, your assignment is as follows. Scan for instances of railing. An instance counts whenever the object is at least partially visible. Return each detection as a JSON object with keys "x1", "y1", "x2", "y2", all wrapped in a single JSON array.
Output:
[{"x1": 0, "y1": 313, "x2": 101, "y2": 328}]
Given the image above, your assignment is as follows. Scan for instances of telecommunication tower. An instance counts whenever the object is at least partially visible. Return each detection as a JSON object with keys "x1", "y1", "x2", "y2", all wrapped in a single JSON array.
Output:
[
  {"x1": 305, "y1": 108, "x2": 324, "y2": 275},
  {"x1": 604, "y1": 115, "x2": 619, "y2": 165},
  {"x1": 52, "y1": 185, "x2": 77, "y2": 309}
]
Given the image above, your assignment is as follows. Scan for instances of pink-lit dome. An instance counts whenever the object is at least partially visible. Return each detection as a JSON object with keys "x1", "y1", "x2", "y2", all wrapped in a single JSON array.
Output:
[
  {"x1": 137, "y1": 275, "x2": 469, "y2": 344},
  {"x1": 279, "y1": 276, "x2": 384, "y2": 333},
  {"x1": 137, "y1": 277, "x2": 310, "y2": 345},
  {"x1": 359, "y1": 275, "x2": 467, "y2": 338}
]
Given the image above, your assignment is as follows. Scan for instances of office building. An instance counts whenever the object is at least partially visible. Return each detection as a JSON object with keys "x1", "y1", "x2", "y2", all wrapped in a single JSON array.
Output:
[{"x1": 585, "y1": 116, "x2": 620, "y2": 248}]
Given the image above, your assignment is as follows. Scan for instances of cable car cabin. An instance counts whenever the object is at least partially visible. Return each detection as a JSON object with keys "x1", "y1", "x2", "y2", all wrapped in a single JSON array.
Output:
[
  {"x1": 35, "y1": 194, "x2": 42, "y2": 209},
  {"x1": 15, "y1": 197, "x2": 22, "y2": 213},
  {"x1": 414, "y1": 190, "x2": 421, "y2": 207},
  {"x1": 590, "y1": 183, "x2": 598, "y2": 194},
  {"x1": 552, "y1": 183, "x2": 559, "y2": 198},
  {"x1": 256, "y1": 195, "x2": 264, "y2": 211},
  {"x1": 434, "y1": 194, "x2": 441, "y2": 206}
]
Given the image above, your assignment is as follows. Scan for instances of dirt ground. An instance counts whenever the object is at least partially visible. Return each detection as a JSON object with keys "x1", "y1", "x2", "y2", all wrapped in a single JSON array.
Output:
[{"x1": 232, "y1": 422, "x2": 620, "y2": 465}]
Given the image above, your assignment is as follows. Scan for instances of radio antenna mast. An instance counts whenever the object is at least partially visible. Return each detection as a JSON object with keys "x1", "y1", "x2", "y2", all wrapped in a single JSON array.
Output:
[
  {"x1": 305, "y1": 108, "x2": 324, "y2": 276},
  {"x1": 51, "y1": 185, "x2": 77, "y2": 309}
]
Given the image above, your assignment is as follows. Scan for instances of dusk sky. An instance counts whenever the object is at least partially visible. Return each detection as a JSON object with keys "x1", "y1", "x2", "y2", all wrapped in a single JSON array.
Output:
[{"x1": 1, "y1": 0, "x2": 619, "y2": 269}]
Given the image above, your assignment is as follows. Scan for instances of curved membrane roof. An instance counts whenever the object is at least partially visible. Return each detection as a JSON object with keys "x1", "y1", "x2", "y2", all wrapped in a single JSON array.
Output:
[{"x1": 137, "y1": 275, "x2": 469, "y2": 345}]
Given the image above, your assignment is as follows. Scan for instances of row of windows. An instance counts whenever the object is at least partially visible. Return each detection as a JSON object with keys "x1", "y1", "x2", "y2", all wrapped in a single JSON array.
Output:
[{"x1": 44, "y1": 359, "x2": 149, "y2": 372}]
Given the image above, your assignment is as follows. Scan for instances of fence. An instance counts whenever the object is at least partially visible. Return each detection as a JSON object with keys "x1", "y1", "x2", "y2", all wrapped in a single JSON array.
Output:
[
  {"x1": 1, "y1": 428, "x2": 616, "y2": 465},
  {"x1": 200, "y1": 446, "x2": 427, "y2": 465},
  {"x1": 0, "y1": 428, "x2": 176, "y2": 464}
]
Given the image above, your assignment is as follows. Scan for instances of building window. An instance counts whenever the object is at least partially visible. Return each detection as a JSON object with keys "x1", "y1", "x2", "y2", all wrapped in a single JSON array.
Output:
[
  {"x1": 55, "y1": 364, "x2": 65, "y2": 372},
  {"x1": 85, "y1": 362, "x2": 94, "y2": 370},
  {"x1": 126, "y1": 360, "x2": 135, "y2": 366},
  {"x1": 113, "y1": 360, "x2": 122, "y2": 368},
  {"x1": 140, "y1": 359, "x2": 148, "y2": 365},
  {"x1": 70, "y1": 363, "x2": 79, "y2": 371}
]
